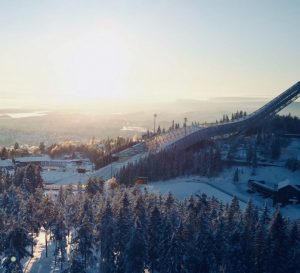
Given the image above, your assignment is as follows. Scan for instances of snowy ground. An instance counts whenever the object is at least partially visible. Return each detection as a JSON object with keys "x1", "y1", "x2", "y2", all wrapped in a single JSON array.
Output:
[
  {"x1": 280, "y1": 138, "x2": 300, "y2": 160},
  {"x1": 42, "y1": 149, "x2": 147, "y2": 185},
  {"x1": 22, "y1": 230, "x2": 59, "y2": 273},
  {"x1": 146, "y1": 165, "x2": 300, "y2": 220},
  {"x1": 42, "y1": 169, "x2": 90, "y2": 185},
  {"x1": 21, "y1": 231, "x2": 74, "y2": 273},
  {"x1": 145, "y1": 177, "x2": 245, "y2": 207},
  {"x1": 91, "y1": 151, "x2": 147, "y2": 181}
]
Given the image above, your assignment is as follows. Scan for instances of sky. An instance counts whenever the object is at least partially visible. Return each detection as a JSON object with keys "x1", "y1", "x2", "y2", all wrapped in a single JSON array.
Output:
[{"x1": 0, "y1": 0, "x2": 299, "y2": 108}]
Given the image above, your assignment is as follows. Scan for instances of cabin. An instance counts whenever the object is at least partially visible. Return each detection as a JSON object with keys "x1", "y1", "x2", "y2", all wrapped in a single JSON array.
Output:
[
  {"x1": 275, "y1": 184, "x2": 300, "y2": 205},
  {"x1": 248, "y1": 180, "x2": 275, "y2": 197},
  {"x1": 248, "y1": 179, "x2": 300, "y2": 205},
  {"x1": 0, "y1": 159, "x2": 14, "y2": 170}
]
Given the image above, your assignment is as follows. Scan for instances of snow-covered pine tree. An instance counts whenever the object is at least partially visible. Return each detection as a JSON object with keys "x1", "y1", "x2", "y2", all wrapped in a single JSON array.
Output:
[
  {"x1": 269, "y1": 209, "x2": 288, "y2": 273},
  {"x1": 124, "y1": 217, "x2": 147, "y2": 273},
  {"x1": 115, "y1": 193, "x2": 133, "y2": 273},
  {"x1": 148, "y1": 206, "x2": 162, "y2": 273},
  {"x1": 100, "y1": 201, "x2": 116, "y2": 273}
]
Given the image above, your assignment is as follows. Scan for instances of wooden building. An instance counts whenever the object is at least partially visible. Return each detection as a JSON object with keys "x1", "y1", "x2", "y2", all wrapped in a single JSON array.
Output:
[{"x1": 248, "y1": 179, "x2": 300, "y2": 205}]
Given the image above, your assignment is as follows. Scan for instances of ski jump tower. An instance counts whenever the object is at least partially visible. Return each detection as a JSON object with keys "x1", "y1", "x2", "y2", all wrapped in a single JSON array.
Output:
[{"x1": 148, "y1": 81, "x2": 300, "y2": 152}]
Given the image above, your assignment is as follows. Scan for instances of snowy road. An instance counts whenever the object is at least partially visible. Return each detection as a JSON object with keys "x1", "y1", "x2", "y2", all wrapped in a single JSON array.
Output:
[{"x1": 23, "y1": 230, "x2": 62, "y2": 273}]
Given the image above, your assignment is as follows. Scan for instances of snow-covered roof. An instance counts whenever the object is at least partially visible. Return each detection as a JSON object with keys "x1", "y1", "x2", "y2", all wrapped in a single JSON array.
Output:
[
  {"x1": 250, "y1": 179, "x2": 300, "y2": 192},
  {"x1": 42, "y1": 170, "x2": 88, "y2": 185},
  {"x1": 0, "y1": 159, "x2": 13, "y2": 167},
  {"x1": 15, "y1": 155, "x2": 51, "y2": 163},
  {"x1": 250, "y1": 180, "x2": 277, "y2": 191},
  {"x1": 278, "y1": 179, "x2": 300, "y2": 191}
]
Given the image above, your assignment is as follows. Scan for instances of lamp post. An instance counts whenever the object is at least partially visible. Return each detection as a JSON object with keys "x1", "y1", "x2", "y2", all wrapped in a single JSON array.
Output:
[{"x1": 153, "y1": 113, "x2": 157, "y2": 134}]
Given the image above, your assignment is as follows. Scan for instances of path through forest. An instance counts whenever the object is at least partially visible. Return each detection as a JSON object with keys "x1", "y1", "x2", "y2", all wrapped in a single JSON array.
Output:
[{"x1": 23, "y1": 230, "x2": 60, "y2": 273}]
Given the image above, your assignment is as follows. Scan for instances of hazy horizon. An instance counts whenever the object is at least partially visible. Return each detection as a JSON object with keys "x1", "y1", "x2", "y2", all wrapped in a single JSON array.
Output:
[{"x1": 1, "y1": 0, "x2": 299, "y2": 108}]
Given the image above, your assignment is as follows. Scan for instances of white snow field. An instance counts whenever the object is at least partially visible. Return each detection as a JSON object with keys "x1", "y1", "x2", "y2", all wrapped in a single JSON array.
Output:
[
  {"x1": 42, "y1": 143, "x2": 147, "y2": 185},
  {"x1": 22, "y1": 230, "x2": 58, "y2": 273},
  {"x1": 145, "y1": 177, "x2": 245, "y2": 207},
  {"x1": 146, "y1": 165, "x2": 300, "y2": 220},
  {"x1": 92, "y1": 151, "x2": 147, "y2": 181},
  {"x1": 279, "y1": 138, "x2": 300, "y2": 161}
]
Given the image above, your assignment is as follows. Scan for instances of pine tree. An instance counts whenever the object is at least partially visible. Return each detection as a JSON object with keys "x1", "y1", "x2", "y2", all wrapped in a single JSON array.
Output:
[
  {"x1": 241, "y1": 200, "x2": 257, "y2": 273},
  {"x1": 253, "y1": 221, "x2": 268, "y2": 273},
  {"x1": 2, "y1": 219, "x2": 32, "y2": 273},
  {"x1": 269, "y1": 209, "x2": 288, "y2": 273},
  {"x1": 148, "y1": 206, "x2": 162, "y2": 273},
  {"x1": 65, "y1": 250, "x2": 87, "y2": 273},
  {"x1": 233, "y1": 168, "x2": 239, "y2": 183},
  {"x1": 270, "y1": 135, "x2": 281, "y2": 159},
  {"x1": 161, "y1": 223, "x2": 186, "y2": 273},
  {"x1": 124, "y1": 218, "x2": 147, "y2": 273},
  {"x1": 227, "y1": 196, "x2": 241, "y2": 224},
  {"x1": 52, "y1": 210, "x2": 67, "y2": 269},
  {"x1": 286, "y1": 223, "x2": 300, "y2": 273},
  {"x1": 115, "y1": 193, "x2": 133, "y2": 273},
  {"x1": 75, "y1": 215, "x2": 94, "y2": 269},
  {"x1": 157, "y1": 218, "x2": 173, "y2": 272},
  {"x1": 100, "y1": 201, "x2": 116, "y2": 273}
]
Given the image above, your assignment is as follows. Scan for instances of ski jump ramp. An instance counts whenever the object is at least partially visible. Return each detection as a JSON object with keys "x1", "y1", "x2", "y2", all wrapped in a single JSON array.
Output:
[{"x1": 148, "y1": 81, "x2": 300, "y2": 152}]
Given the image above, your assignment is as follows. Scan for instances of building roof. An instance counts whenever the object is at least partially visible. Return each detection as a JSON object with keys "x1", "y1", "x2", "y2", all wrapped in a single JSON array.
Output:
[
  {"x1": 0, "y1": 159, "x2": 13, "y2": 167},
  {"x1": 249, "y1": 179, "x2": 300, "y2": 192},
  {"x1": 15, "y1": 155, "x2": 51, "y2": 163},
  {"x1": 278, "y1": 179, "x2": 300, "y2": 191},
  {"x1": 250, "y1": 180, "x2": 277, "y2": 191}
]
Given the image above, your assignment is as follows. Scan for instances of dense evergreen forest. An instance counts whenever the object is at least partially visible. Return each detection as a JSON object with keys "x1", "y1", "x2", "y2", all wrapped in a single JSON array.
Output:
[
  {"x1": 1, "y1": 114, "x2": 300, "y2": 272},
  {"x1": 117, "y1": 114, "x2": 300, "y2": 186},
  {"x1": 269, "y1": 114, "x2": 300, "y2": 134},
  {"x1": 0, "y1": 166, "x2": 300, "y2": 273},
  {"x1": 117, "y1": 145, "x2": 222, "y2": 186}
]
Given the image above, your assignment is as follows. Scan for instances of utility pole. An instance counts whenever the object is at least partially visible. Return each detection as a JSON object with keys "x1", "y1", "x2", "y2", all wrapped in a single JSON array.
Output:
[{"x1": 153, "y1": 113, "x2": 157, "y2": 134}]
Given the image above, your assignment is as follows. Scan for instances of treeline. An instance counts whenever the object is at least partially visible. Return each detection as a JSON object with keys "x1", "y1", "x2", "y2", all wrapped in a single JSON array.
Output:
[
  {"x1": 0, "y1": 142, "x2": 30, "y2": 159},
  {"x1": 144, "y1": 111, "x2": 249, "y2": 138},
  {"x1": 117, "y1": 146, "x2": 222, "y2": 186},
  {"x1": 246, "y1": 114, "x2": 300, "y2": 135},
  {"x1": 0, "y1": 165, "x2": 44, "y2": 272},
  {"x1": 250, "y1": 133, "x2": 282, "y2": 160},
  {"x1": 0, "y1": 164, "x2": 43, "y2": 192},
  {"x1": 218, "y1": 110, "x2": 247, "y2": 124},
  {"x1": 46, "y1": 137, "x2": 138, "y2": 169},
  {"x1": 286, "y1": 158, "x2": 300, "y2": 172},
  {"x1": 269, "y1": 114, "x2": 300, "y2": 134},
  {"x1": 0, "y1": 137, "x2": 138, "y2": 170},
  {"x1": 1, "y1": 171, "x2": 300, "y2": 273}
]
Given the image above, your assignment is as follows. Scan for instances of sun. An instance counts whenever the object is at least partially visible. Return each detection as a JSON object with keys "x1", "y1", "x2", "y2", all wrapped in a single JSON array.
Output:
[{"x1": 51, "y1": 26, "x2": 131, "y2": 102}]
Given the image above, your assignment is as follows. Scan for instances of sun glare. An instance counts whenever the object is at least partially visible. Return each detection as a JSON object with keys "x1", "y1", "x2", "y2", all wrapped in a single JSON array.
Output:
[{"x1": 51, "y1": 26, "x2": 130, "y2": 102}]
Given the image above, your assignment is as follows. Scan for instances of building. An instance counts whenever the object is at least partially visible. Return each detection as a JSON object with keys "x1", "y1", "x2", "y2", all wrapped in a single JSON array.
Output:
[
  {"x1": 248, "y1": 179, "x2": 300, "y2": 205},
  {"x1": 275, "y1": 181, "x2": 300, "y2": 205},
  {"x1": 0, "y1": 159, "x2": 14, "y2": 170}
]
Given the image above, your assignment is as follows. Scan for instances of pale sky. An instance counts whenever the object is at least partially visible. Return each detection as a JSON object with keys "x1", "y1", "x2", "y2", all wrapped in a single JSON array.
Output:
[{"x1": 0, "y1": 0, "x2": 299, "y2": 108}]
